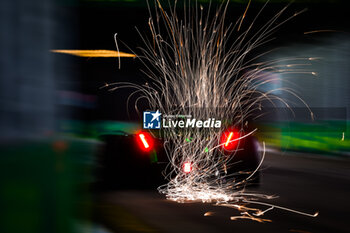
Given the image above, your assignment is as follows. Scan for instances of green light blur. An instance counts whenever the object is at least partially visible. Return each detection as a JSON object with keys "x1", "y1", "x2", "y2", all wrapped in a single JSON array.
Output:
[
  {"x1": 257, "y1": 121, "x2": 350, "y2": 155},
  {"x1": 150, "y1": 150, "x2": 158, "y2": 163}
]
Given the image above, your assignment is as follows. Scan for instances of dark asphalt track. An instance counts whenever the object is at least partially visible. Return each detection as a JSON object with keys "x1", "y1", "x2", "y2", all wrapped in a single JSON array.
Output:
[{"x1": 95, "y1": 151, "x2": 350, "y2": 233}]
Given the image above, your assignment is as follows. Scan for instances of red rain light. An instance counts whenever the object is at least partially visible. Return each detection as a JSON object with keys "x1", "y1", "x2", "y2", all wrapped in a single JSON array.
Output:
[
  {"x1": 136, "y1": 132, "x2": 154, "y2": 152},
  {"x1": 183, "y1": 161, "x2": 192, "y2": 173},
  {"x1": 221, "y1": 129, "x2": 240, "y2": 150},
  {"x1": 225, "y1": 132, "x2": 234, "y2": 147}
]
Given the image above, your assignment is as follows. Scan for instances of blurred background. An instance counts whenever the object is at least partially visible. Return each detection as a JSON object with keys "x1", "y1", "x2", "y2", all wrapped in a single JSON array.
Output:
[{"x1": 0, "y1": 0, "x2": 349, "y2": 233}]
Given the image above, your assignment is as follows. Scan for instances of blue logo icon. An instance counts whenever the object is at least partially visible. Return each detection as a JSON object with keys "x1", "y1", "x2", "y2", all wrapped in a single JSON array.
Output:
[{"x1": 143, "y1": 110, "x2": 161, "y2": 129}]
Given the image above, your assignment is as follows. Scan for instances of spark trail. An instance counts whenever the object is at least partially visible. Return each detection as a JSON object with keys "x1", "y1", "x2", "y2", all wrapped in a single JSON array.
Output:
[{"x1": 106, "y1": 0, "x2": 318, "y2": 221}]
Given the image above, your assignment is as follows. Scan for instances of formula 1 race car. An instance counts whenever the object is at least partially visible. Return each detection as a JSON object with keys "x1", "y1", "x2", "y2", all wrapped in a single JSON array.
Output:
[{"x1": 95, "y1": 128, "x2": 261, "y2": 190}]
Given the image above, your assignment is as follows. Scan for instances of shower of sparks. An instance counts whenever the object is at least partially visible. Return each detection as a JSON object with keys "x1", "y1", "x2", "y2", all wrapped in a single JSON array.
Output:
[
  {"x1": 50, "y1": 49, "x2": 136, "y2": 58},
  {"x1": 106, "y1": 0, "x2": 317, "y2": 222}
]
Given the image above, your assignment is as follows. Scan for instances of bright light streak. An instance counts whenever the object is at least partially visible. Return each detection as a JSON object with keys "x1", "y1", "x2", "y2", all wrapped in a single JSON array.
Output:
[
  {"x1": 304, "y1": 29, "x2": 338, "y2": 34},
  {"x1": 230, "y1": 215, "x2": 272, "y2": 223},
  {"x1": 138, "y1": 133, "x2": 149, "y2": 149},
  {"x1": 50, "y1": 49, "x2": 136, "y2": 58},
  {"x1": 225, "y1": 132, "x2": 234, "y2": 147},
  {"x1": 237, "y1": 0, "x2": 251, "y2": 31}
]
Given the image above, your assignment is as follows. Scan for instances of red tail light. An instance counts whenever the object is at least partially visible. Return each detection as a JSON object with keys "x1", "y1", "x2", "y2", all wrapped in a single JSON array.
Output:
[
  {"x1": 225, "y1": 132, "x2": 234, "y2": 147},
  {"x1": 136, "y1": 132, "x2": 154, "y2": 152},
  {"x1": 139, "y1": 133, "x2": 149, "y2": 148},
  {"x1": 221, "y1": 129, "x2": 240, "y2": 150},
  {"x1": 183, "y1": 161, "x2": 192, "y2": 173}
]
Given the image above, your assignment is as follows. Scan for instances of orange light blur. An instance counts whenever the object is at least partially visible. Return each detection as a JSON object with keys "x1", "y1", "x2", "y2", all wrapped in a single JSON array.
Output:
[{"x1": 50, "y1": 49, "x2": 136, "y2": 58}]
